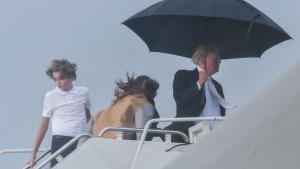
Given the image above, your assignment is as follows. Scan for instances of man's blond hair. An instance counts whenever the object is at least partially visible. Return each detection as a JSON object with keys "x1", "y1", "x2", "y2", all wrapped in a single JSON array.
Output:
[{"x1": 192, "y1": 43, "x2": 223, "y2": 65}]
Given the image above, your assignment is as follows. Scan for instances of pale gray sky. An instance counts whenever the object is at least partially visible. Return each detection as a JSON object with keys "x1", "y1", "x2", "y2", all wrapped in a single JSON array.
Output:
[{"x1": 0, "y1": 0, "x2": 299, "y2": 168}]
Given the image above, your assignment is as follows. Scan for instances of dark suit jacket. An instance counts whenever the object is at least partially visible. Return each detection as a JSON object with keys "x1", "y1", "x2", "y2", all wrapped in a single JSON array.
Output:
[{"x1": 166, "y1": 68, "x2": 225, "y2": 142}]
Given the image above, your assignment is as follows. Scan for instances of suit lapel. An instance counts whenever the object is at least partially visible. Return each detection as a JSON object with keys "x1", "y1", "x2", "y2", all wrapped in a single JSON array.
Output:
[
  {"x1": 212, "y1": 79, "x2": 224, "y2": 98},
  {"x1": 191, "y1": 68, "x2": 199, "y2": 83}
]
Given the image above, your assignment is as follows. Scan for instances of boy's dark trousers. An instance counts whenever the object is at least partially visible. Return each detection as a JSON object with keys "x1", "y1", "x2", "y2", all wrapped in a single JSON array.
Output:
[{"x1": 50, "y1": 135, "x2": 77, "y2": 168}]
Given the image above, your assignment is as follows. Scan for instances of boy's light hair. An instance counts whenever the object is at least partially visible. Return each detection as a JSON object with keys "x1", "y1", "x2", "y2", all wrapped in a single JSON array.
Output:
[
  {"x1": 46, "y1": 59, "x2": 77, "y2": 80},
  {"x1": 192, "y1": 43, "x2": 223, "y2": 65}
]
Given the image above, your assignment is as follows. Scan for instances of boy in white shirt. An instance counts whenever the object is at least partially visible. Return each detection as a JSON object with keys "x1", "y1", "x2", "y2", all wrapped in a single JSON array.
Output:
[{"x1": 26, "y1": 59, "x2": 91, "y2": 167}]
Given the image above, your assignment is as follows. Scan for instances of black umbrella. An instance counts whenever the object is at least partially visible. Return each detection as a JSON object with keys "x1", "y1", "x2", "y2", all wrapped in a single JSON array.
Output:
[{"x1": 123, "y1": 0, "x2": 291, "y2": 59}]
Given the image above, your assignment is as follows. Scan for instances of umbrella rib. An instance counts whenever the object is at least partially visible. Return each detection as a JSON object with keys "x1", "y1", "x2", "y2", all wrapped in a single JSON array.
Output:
[{"x1": 246, "y1": 14, "x2": 261, "y2": 38}]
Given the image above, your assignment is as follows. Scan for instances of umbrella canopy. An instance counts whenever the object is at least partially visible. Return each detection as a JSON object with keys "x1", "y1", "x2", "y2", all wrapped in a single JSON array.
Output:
[{"x1": 123, "y1": 0, "x2": 291, "y2": 59}]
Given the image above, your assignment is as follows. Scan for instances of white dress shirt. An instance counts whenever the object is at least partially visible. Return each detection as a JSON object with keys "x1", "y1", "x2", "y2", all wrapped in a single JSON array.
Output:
[{"x1": 196, "y1": 67, "x2": 221, "y2": 129}]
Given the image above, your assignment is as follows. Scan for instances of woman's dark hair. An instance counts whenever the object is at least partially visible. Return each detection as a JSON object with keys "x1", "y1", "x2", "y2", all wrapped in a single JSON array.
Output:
[{"x1": 112, "y1": 73, "x2": 159, "y2": 105}]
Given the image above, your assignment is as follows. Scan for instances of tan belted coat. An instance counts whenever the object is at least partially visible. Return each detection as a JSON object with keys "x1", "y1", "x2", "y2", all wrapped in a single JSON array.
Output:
[{"x1": 92, "y1": 94, "x2": 153, "y2": 139}]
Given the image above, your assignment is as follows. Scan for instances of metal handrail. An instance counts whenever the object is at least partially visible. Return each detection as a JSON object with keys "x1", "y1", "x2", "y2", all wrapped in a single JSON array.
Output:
[
  {"x1": 34, "y1": 133, "x2": 92, "y2": 169},
  {"x1": 130, "y1": 116, "x2": 226, "y2": 169},
  {"x1": 0, "y1": 148, "x2": 49, "y2": 157},
  {"x1": 98, "y1": 127, "x2": 189, "y2": 142},
  {"x1": 22, "y1": 150, "x2": 51, "y2": 169}
]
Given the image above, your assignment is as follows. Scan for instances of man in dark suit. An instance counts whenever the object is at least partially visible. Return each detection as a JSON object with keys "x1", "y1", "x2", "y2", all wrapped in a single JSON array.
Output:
[{"x1": 166, "y1": 44, "x2": 229, "y2": 143}]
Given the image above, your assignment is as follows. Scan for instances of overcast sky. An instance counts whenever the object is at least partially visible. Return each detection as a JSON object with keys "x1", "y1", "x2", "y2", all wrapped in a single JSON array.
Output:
[{"x1": 0, "y1": 0, "x2": 299, "y2": 168}]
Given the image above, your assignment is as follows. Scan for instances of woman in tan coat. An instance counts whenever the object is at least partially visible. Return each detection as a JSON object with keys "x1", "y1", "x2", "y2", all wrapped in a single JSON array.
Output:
[{"x1": 93, "y1": 74, "x2": 160, "y2": 140}]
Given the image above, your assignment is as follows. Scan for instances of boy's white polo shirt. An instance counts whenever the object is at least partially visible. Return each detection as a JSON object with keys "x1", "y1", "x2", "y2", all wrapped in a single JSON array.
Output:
[{"x1": 42, "y1": 86, "x2": 91, "y2": 137}]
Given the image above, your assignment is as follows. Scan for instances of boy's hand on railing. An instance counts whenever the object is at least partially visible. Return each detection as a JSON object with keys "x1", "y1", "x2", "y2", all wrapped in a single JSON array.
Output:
[{"x1": 25, "y1": 154, "x2": 36, "y2": 168}]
